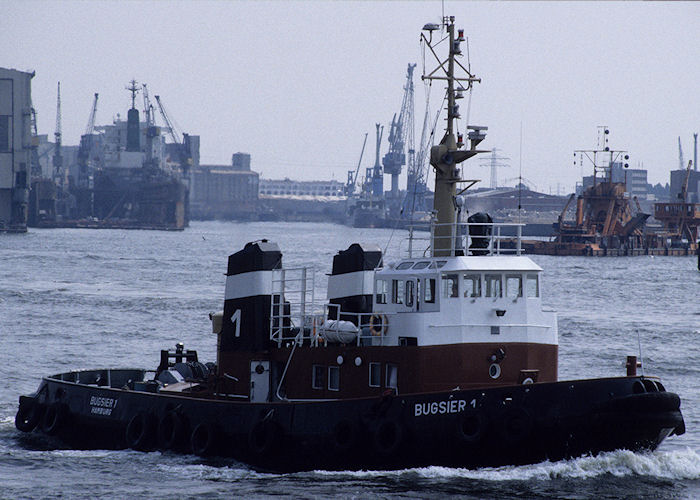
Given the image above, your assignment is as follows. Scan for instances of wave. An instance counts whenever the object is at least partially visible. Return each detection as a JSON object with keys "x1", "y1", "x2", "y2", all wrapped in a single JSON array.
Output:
[
  {"x1": 307, "y1": 449, "x2": 700, "y2": 482},
  {"x1": 151, "y1": 449, "x2": 700, "y2": 483}
]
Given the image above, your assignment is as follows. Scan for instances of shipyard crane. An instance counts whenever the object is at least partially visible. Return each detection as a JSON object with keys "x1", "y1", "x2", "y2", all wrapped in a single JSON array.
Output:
[
  {"x1": 346, "y1": 132, "x2": 368, "y2": 196},
  {"x1": 155, "y1": 95, "x2": 191, "y2": 176},
  {"x1": 77, "y1": 92, "x2": 99, "y2": 187},
  {"x1": 52, "y1": 82, "x2": 63, "y2": 183},
  {"x1": 383, "y1": 63, "x2": 416, "y2": 217},
  {"x1": 679, "y1": 160, "x2": 693, "y2": 203},
  {"x1": 29, "y1": 108, "x2": 41, "y2": 178},
  {"x1": 155, "y1": 95, "x2": 182, "y2": 145},
  {"x1": 142, "y1": 84, "x2": 155, "y2": 128}
]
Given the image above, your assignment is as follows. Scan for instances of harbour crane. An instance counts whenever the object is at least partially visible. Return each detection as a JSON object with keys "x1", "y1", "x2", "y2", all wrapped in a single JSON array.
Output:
[
  {"x1": 77, "y1": 92, "x2": 99, "y2": 186},
  {"x1": 679, "y1": 160, "x2": 693, "y2": 203},
  {"x1": 155, "y1": 95, "x2": 191, "y2": 177},
  {"x1": 52, "y1": 82, "x2": 63, "y2": 183},
  {"x1": 346, "y1": 133, "x2": 368, "y2": 196},
  {"x1": 383, "y1": 63, "x2": 416, "y2": 217}
]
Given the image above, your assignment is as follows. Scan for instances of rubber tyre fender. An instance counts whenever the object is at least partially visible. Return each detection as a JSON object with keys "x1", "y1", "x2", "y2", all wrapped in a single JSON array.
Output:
[
  {"x1": 331, "y1": 418, "x2": 357, "y2": 453},
  {"x1": 191, "y1": 422, "x2": 218, "y2": 456},
  {"x1": 15, "y1": 401, "x2": 43, "y2": 433},
  {"x1": 498, "y1": 407, "x2": 533, "y2": 444},
  {"x1": 248, "y1": 420, "x2": 282, "y2": 457},
  {"x1": 158, "y1": 411, "x2": 187, "y2": 450},
  {"x1": 372, "y1": 418, "x2": 403, "y2": 456},
  {"x1": 41, "y1": 402, "x2": 68, "y2": 436},
  {"x1": 125, "y1": 412, "x2": 156, "y2": 451},
  {"x1": 456, "y1": 409, "x2": 487, "y2": 444}
]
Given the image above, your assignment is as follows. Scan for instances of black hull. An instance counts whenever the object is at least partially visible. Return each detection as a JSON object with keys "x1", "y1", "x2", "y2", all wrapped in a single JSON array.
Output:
[{"x1": 16, "y1": 372, "x2": 684, "y2": 472}]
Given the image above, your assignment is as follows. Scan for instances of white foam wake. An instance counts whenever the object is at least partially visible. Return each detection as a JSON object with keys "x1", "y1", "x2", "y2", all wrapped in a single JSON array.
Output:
[{"x1": 309, "y1": 449, "x2": 700, "y2": 482}]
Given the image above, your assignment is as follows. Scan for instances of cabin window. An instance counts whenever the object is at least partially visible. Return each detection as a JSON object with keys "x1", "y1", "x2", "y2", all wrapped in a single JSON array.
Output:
[
  {"x1": 429, "y1": 260, "x2": 447, "y2": 269},
  {"x1": 485, "y1": 274, "x2": 502, "y2": 297},
  {"x1": 392, "y1": 280, "x2": 405, "y2": 304},
  {"x1": 405, "y1": 280, "x2": 415, "y2": 307},
  {"x1": 386, "y1": 364, "x2": 398, "y2": 389},
  {"x1": 526, "y1": 274, "x2": 539, "y2": 297},
  {"x1": 464, "y1": 274, "x2": 481, "y2": 297},
  {"x1": 506, "y1": 275, "x2": 523, "y2": 298},
  {"x1": 397, "y1": 261, "x2": 414, "y2": 270},
  {"x1": 412, "y1": 261, "x2": 430, "y2": 269},
  {"x1": 312, "y1": 365, "x2": 324, "y2": 390},
  {"x1": 442, "y1": 274, "x2": 459, "y2": 298},
  {"x1": 424, "y1": 278, "x2": 436, "y2": 303},
  {"x1": 328, "y1": 366, "x2": 340, "y2": 391},
  {"x1": 369, "y1": 362, "x2": 381, "y2": 387},
  {"x1": 375, "y1": 279, "x2": 388, "y2": 304}
]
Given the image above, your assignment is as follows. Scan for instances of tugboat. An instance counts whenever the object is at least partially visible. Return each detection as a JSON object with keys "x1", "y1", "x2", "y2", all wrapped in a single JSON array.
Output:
[{"x1": 16, "y1": 16, "x2": 684, "y2": 472}]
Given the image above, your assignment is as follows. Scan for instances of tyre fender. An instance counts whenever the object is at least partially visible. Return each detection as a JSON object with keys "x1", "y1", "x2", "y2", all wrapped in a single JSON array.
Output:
[
  {"x1": 158, "y1": 411, "x2": 187, "y2": 450},
  {"x1": 41, "y1": 402, "x2": 68, "y2": 436},
  {"x1": 372, "y1": 418, "x2": 403, "y2": 455},
  {"x1": 248, "y1": 420, "x2": 282, "y2": 456},
  {"x1": 125, "y1": 412, "x2": 156, "y2": 451},
  {"x1": 191, "y1": 422, "x2": 218, "y2": 456},
  {"x1": 15, "y1": 401, "x2": 43, "y2": 433},
  {"x1": 456, "y1": 409, "x2": 487, "y2": 444}
]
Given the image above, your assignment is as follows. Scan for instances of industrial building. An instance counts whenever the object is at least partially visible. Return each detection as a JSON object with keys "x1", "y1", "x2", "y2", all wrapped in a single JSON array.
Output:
[
  {"x1": 0, "y1": 67, "x2": 33, "y2": 232},
  {"x1": 259, "y1": 178, "x2": 345, "y2": 197},
  {"x1": 190, "y1": 152, "x2": 259, "y2": 220},
  {"x1": 580, "y1": 163, "x2": 649, "y2": 200}
]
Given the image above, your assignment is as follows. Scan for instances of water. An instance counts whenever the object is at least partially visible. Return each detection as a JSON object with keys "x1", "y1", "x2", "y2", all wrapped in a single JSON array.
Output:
[{"x1": 1, "y1": 221, "x2": 699, "y2": 498}]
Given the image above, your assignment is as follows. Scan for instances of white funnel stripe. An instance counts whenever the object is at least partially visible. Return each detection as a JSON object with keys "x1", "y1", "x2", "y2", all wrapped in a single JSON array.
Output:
[
  {"x1": 327, "y1": 270, "x2": 375, "y2": 300},
  {"x1": 225, "y1": 270, "x2": 273, "y2": 300}
]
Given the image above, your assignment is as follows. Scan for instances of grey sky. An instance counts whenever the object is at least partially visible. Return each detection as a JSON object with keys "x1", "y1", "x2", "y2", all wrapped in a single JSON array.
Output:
[{"x1": 3, "y1": 1, "x2": 698, "y2": 193}]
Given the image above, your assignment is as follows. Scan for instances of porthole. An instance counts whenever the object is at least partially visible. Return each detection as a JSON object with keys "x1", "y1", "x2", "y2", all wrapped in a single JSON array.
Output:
[{"x1": 489, "y1": 363, "x2": 501, "y2": 379}]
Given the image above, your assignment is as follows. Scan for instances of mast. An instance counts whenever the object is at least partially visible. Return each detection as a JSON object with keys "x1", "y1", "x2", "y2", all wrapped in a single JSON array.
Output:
[{"x1": 421, "y1": 16, "x2": 488, "y2": 256}]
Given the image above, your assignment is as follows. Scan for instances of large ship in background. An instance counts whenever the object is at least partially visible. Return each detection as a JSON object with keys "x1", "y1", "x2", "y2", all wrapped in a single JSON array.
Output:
[{"x1": 28, "y1": 81, "x2": 196, "y2": 230}]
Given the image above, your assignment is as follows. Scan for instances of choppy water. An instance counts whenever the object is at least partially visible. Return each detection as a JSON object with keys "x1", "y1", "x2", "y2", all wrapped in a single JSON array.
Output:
[{"x1": 1, "y1": 221, "x2": 699, "y2": 499}]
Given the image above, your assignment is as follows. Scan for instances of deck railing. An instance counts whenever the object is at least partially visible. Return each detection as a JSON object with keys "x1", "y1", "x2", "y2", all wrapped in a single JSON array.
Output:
[{"x1": 402, "y1": 221, "x2": 524, "y2": 258}]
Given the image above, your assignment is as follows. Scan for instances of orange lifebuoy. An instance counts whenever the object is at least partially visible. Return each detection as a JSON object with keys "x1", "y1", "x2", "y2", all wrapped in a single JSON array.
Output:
[{"x1": 369, "y1": 314, "x2": 388, "y2": 336}]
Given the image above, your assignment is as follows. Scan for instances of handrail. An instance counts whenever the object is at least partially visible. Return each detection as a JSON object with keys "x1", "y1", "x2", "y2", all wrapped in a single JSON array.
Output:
[{"x1": 402, "y1": 221, "x2": 524, "y2": 258}]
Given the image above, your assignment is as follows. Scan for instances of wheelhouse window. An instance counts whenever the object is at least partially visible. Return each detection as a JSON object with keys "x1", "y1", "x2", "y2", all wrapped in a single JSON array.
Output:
[
  {"x1": 424, "y1": 278, "x2": 436, "y2": 303},
  {"x1": 506, "y1": 274, "x2": 523, "y2": 299},
  {"x1": 369, "y1": 362, "x2": 381, "y2": 387},
  {"x1": 396, "y1": 261, "x2": 414, "y2": 270},
  {"x1": 405, "y1": 280, "x2": 414, "y2": 307},
  {"x1": 392, "y1": 280, "x2": 404, "y2": 304},
  {"x1": 485, "y1": 274, "x2": 502, "y2": 298},
  {"x1": 386, "y1": 364, "x2": 398, "y2": 389},
  {"x1": 442, "y1": 273, "x2": 459, "y2": 298},
  {"x1": 375, "y1": 279, "x2": 388, "y2": 304},
  {"x1": 328, "y1": 366, "x2": 340, "y2": 391},
  {"x1": 312, "y1": 365, "x2": 324, "y2": 390},
  {"x1": 526, "y1": 273, "x2": 539, "y2": 297},
  {"x1": 412, "y1": 261, "x2": 430, "y2": 269},
  {"x1": 464, "y1": 274, "x2": 481, "y2": 297}
]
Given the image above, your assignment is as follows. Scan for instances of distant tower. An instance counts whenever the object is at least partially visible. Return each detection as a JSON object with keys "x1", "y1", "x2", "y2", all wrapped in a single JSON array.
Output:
[
  {"x1": 694, "y1": 133, "x2": 697, "y2": 172},
  {"x1": 125, "y1": 79, "x2": 141, "y2": 152},
  {"x1": 479, "y1": 148, "x2": 510, "y2": 189}
]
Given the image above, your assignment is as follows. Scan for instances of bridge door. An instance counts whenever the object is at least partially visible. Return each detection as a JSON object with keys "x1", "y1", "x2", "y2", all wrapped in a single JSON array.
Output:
[{"x1": 250, "y1": 360, "x2": 270, "y2": 402}]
